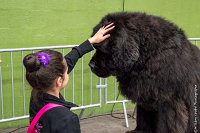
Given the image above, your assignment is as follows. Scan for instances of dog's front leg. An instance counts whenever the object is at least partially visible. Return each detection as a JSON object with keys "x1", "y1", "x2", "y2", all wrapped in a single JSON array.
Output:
[
  {"x1": 156, "y1": 101, "x2": 188, "y2": 133},
  {"x1": 126, "y1": 105, "x2": 154, "y2": 133}
]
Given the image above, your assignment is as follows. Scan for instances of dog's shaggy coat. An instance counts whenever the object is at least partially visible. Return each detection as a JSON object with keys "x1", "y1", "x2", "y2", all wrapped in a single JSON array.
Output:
[{"x1": 89, "y1": 12, "x2": 200, "y2": 133}]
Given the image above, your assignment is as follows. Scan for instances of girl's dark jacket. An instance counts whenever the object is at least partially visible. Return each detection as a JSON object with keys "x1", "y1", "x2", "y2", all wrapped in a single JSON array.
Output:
[{"x1": 29, "y1": 40, "x2": 93, "y2": 133}]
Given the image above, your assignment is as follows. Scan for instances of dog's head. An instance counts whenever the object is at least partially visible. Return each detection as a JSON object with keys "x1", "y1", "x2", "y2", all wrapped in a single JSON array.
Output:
[{"x1": 89, "y1": 13, "x2": 140, "y2": 78}]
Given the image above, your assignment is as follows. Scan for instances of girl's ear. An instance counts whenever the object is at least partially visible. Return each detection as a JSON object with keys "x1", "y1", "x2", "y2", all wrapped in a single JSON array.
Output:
[{"x1": 56, "y1": 76, "x2": 63, "y2": 87}]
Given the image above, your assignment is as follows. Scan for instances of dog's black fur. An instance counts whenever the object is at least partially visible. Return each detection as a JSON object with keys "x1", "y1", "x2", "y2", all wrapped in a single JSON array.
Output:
[{"x1": 89, "y1": 12, "x2": 200, "y2": 133}]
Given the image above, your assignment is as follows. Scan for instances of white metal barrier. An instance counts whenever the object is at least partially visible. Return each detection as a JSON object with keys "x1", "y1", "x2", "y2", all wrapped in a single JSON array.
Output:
[
  {"x1": 0, "y1": 45, "x2": 103, "y2": 123},
  {"x1": 0, "y1": 38, "x2": 199, "y2": 128}
]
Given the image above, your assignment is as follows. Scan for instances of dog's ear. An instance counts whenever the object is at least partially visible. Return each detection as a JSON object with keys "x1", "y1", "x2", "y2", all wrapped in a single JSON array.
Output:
[{"x1": 112, "y1": 28, "x2": 139, "y2": 72}]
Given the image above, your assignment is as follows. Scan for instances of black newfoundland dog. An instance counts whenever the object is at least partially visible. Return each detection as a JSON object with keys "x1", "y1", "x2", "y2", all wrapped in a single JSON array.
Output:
[{"x1": 89, "y1": 12, "x2": 200, "y2": 133}]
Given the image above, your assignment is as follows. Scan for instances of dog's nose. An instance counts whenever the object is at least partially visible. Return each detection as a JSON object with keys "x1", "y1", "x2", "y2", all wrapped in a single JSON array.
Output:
[{"x1": 89, "y1": 61, "x2": 95, "y2": 69}]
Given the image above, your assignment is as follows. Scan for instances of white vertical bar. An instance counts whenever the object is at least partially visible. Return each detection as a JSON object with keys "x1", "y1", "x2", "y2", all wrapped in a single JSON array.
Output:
[
  {"x1": 10, "y1": 52, "x2": 15, "y2": 117},
  {"x1": 99, "y1": 78, "x2": 102, "y2": 106},
  {"x1": 104, "y1": 78, "x2": 107, "y2": 104},
  {"x1": 90, "y1": 51, "x2": 93, "y2": 104},
  {"x1": 90, "y1": 71, "x2": 93, "y2": 105},
  {"x1": 81, "y1": 57, "x2": 84, "y2": 106},
  {"x1": 0, "y1": 56, "x2": 4, "y2": 118},
  {"x1": 122, "y1": 101, "x2": 129, "y2": 127},
  {"x1": 62, "y1": 48, "x2": 66, "y2": 98},
  {"x1": 21, "y1": 51, "x2": 26, "y2": 115}
]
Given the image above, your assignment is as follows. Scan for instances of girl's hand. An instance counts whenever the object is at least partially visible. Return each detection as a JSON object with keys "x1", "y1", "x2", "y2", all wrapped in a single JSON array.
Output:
[{"x1": 88, "y1": 23, "x2": 115, "y2": 44}]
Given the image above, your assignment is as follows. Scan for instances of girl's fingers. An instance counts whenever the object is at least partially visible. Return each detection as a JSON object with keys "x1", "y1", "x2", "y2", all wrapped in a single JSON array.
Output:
[
  {"x1": 99, "y1": 23, "x2": 114, "y2": 31},
  {"x1": 103, "y1": 26, "x2": 115, "y2": 34},
  {"x1": 102, "y1": 34, "x2": 111, "y2": 40},
  {"x1": 104, "y1": 22, "x2": 114, "y2": 29},
  {"x1": 95, "y1": 22, "x2": 114, "y2": 41}
]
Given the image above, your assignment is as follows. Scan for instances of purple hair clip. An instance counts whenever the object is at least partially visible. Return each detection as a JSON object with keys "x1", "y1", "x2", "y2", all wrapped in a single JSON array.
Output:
[{"x1": 37, "y1": 52, "x2": 50, "y2": 67}]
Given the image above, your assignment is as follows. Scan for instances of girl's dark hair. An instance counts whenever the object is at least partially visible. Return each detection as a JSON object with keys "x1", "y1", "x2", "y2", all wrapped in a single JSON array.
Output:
[{"x1": 23, "y1": 50, "x2": 66, "y2": 100}]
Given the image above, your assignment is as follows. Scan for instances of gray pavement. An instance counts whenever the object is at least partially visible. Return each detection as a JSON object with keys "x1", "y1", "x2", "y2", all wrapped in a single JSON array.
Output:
[
  {"x1": 0, "y1": 111, "x2": 136, "y2": 133},
  {"x1": 80, "y1": 112, "x2": 136, "y2": 133}
]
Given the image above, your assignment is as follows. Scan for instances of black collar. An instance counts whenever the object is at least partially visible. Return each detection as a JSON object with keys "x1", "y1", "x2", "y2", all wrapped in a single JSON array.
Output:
[{"x1": 43, "y1": 93, "x2": 78, "y2": 108}]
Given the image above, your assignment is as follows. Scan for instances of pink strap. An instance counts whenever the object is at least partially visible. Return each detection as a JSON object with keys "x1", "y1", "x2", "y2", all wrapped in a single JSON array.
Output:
[{"x1": 27, "y1": 103, "x2": 63, "y2": 133}]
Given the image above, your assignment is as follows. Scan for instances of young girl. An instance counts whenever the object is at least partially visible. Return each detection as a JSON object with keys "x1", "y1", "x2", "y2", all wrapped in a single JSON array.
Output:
[{"x1": 23, "y1": 23, "x2": 114, "y2": 133}]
